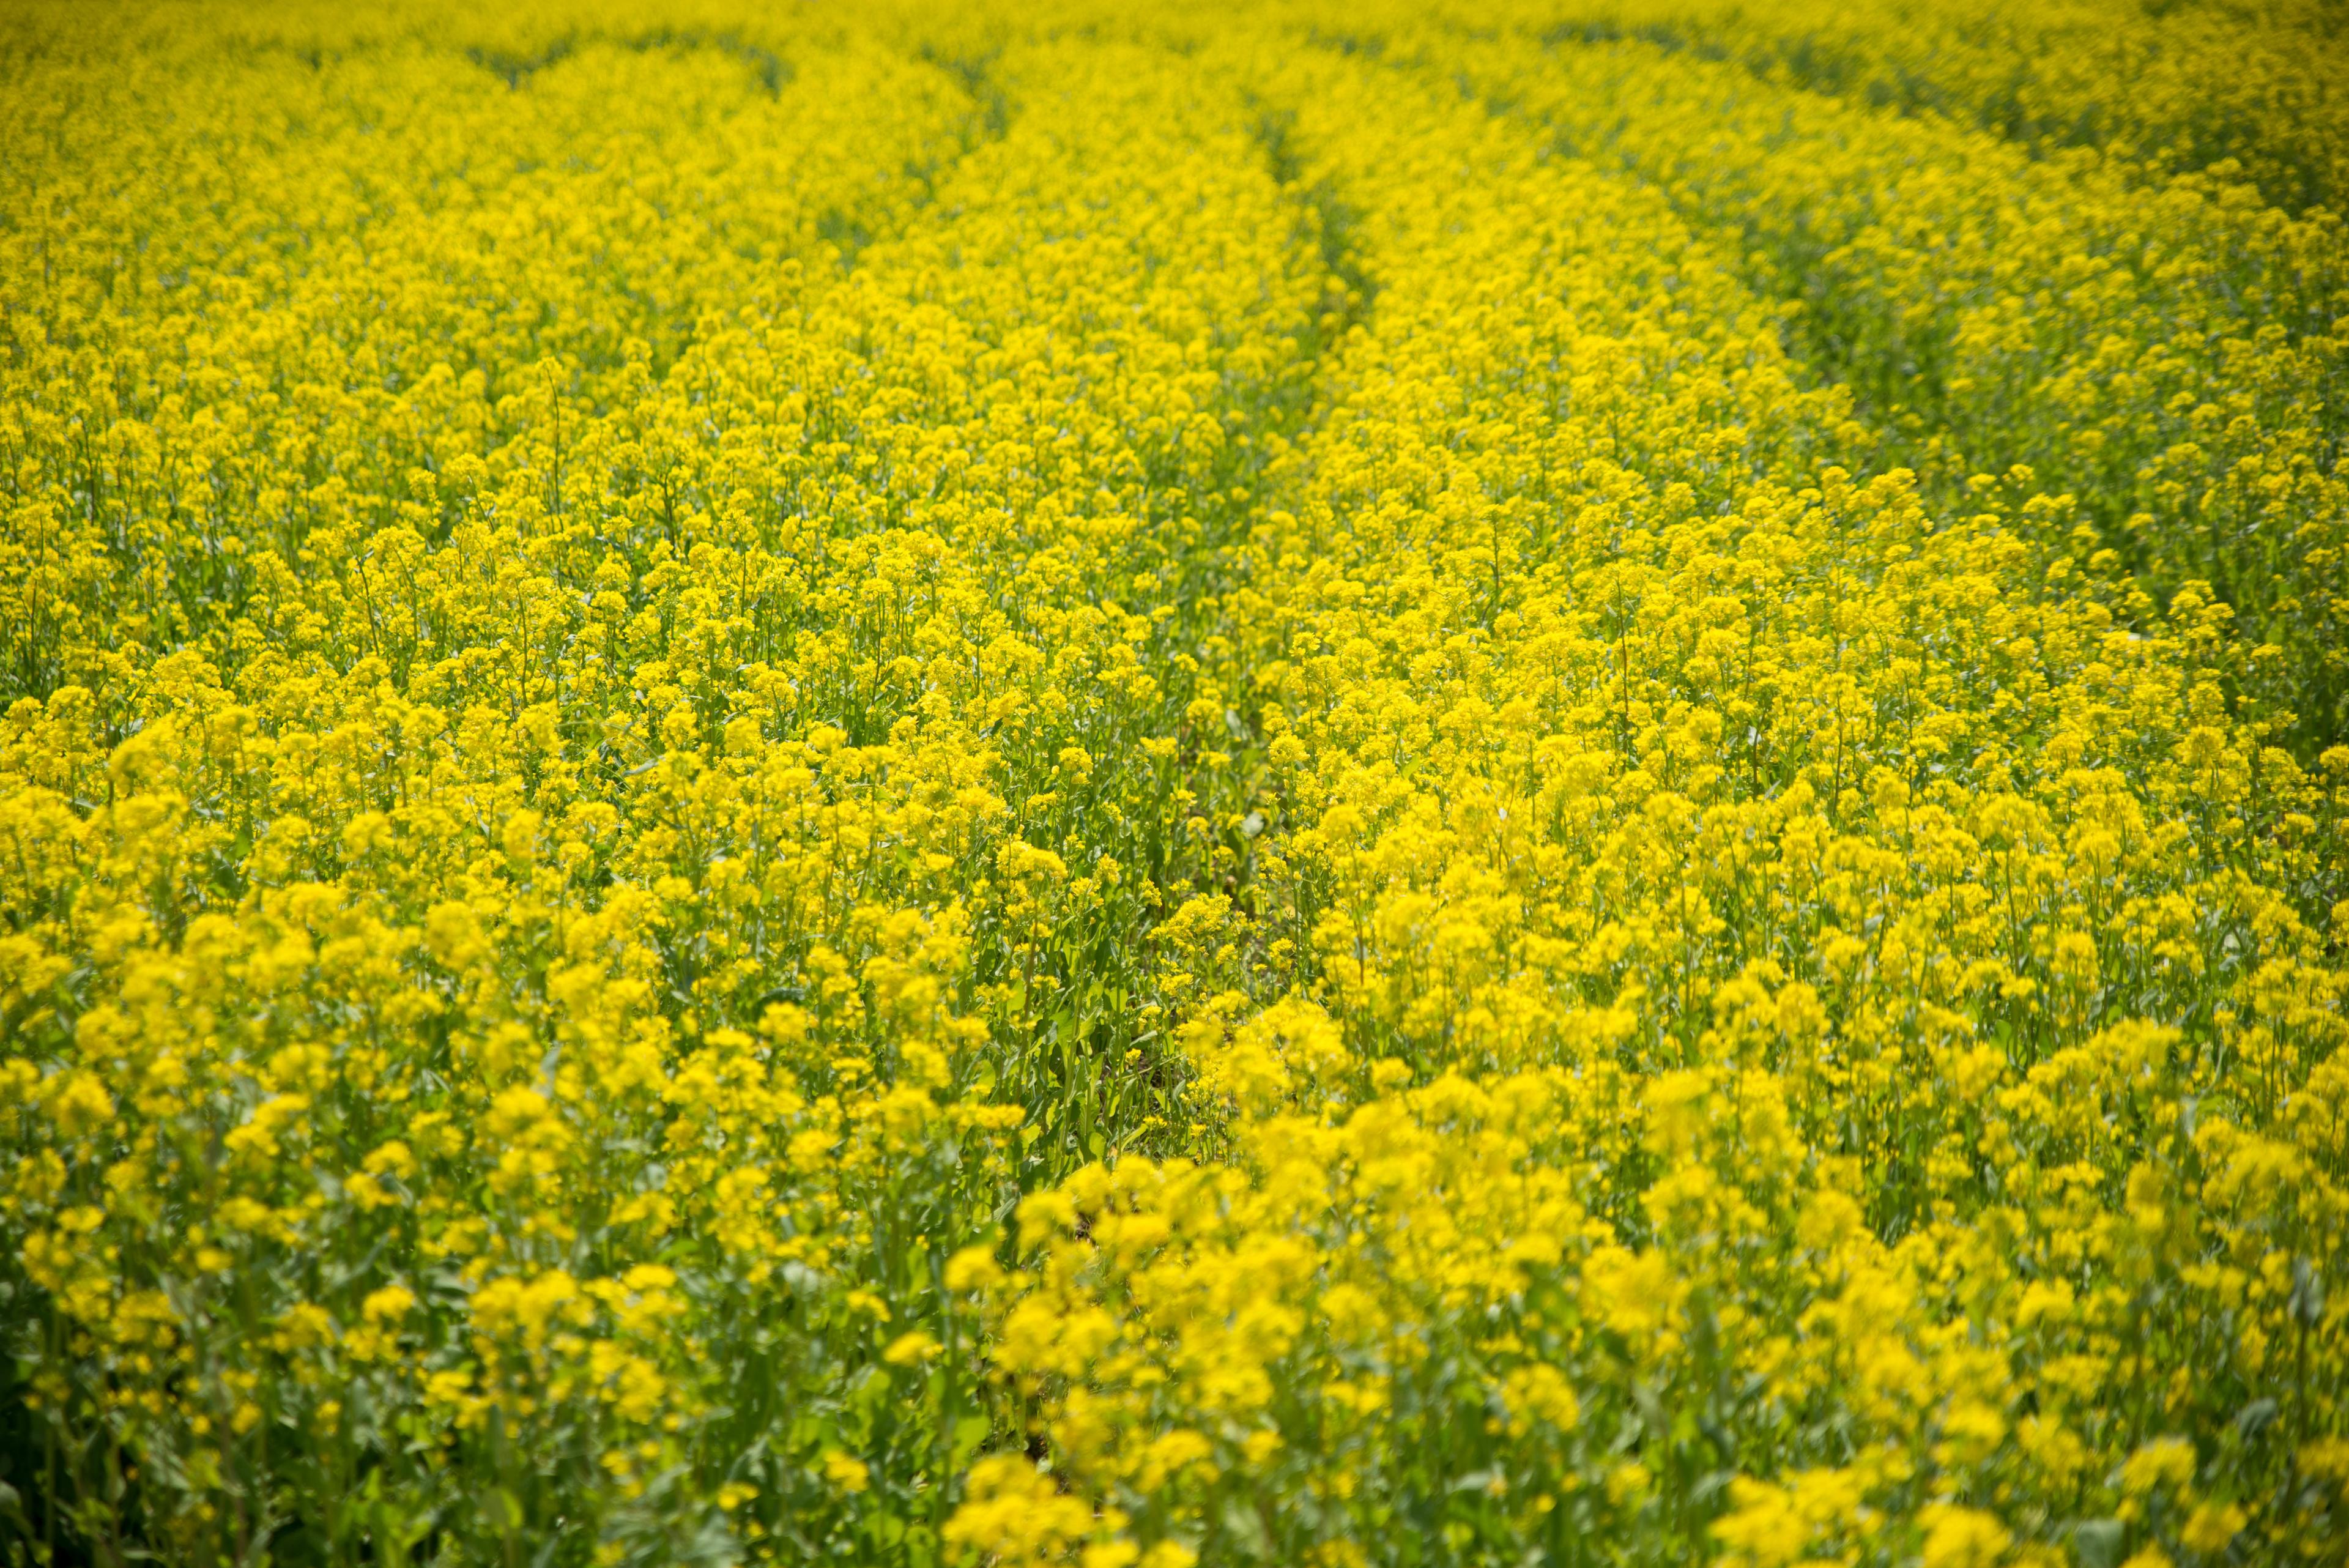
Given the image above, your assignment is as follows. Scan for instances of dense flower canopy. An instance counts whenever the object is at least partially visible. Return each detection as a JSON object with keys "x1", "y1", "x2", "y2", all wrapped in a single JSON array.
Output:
[{"x1": 2, "y1": 1, "x2": 2345, "y2": 1565}]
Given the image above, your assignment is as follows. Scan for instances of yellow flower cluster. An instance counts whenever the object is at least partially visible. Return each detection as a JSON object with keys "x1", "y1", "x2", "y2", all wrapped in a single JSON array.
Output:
[
  {"x1": 963, "y1": 31, "x2": 2349, "y2": 1566},
  {"x1": 1453, "y1": 0, "x2": 2349, "y2": 218},
  {"x1": 1, "y1": 2, "x2": 2343, "y2": 1566},
  {"x1": 1430, "y1": 15, "x2": 2349, "y2": 748}
]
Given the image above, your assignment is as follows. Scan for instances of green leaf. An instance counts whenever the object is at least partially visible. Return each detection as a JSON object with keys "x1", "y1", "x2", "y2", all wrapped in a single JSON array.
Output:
[{"x1": 2074, "y1": 1519, "x2": 2125, "y2": 1568}]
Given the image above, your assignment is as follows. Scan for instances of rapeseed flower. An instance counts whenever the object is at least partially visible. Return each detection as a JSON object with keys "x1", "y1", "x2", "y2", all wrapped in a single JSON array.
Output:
[{"x1": 2, "y1": 1, "x2": 2343, "y2": 1564}]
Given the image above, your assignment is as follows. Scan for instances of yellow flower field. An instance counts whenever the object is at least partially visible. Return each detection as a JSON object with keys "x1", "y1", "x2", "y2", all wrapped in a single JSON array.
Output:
[{"x1": 2, "y1": 2, "x2": 2345, "y2": 1564}]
